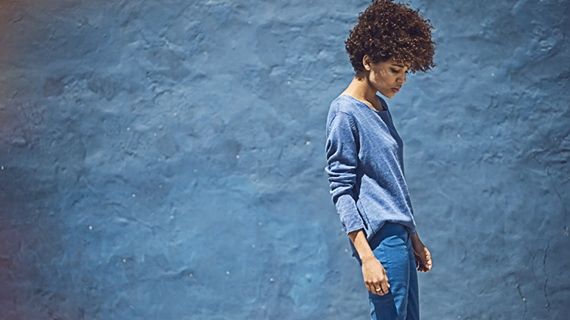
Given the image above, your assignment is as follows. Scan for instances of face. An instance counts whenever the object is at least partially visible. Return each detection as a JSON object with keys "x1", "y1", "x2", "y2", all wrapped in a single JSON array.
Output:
[{"x1": 363, "y1": 57, "x2": 409, "y2": 98}]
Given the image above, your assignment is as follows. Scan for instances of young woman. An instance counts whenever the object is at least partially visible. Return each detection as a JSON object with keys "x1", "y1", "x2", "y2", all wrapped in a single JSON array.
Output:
[{"x1": 325, "y1": 1, "x2": 435, "y2": 319}]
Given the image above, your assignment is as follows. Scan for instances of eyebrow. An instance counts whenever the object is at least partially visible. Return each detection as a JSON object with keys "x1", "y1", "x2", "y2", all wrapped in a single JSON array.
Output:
[{"x1": 391, "y1": 63, "x2": 406, "y2": 68}]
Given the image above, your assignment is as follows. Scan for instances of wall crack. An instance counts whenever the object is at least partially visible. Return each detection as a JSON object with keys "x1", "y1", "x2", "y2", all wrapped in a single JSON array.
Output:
[{"x1": 542, "y1": 239, "x2": 551, "y2": 311}]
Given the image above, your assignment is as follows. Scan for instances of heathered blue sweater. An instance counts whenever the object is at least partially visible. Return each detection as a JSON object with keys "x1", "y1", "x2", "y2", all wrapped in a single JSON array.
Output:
[{"x1": 325, "y1": 95, "x2": 416, "y2": 240}]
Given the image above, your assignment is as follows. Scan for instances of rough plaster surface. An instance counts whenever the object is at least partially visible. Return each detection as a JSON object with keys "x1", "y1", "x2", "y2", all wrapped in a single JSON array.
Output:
[{"x1": 0, "y1": 0, "x2": 569, "y2": 319}]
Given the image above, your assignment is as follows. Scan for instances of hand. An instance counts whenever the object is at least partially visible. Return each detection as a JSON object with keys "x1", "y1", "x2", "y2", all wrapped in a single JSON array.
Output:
[
  {"x1": 412, "y1": 240, "x2": 432, "y2": 272},
  {"x1": 361, "y1": 256, "x2": 390, "y2": 295}
]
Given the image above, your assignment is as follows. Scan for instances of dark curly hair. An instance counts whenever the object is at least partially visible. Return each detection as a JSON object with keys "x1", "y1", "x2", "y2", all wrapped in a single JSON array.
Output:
[{"x1": 345, "y1": 0, "x2": 435, "y2": 73}]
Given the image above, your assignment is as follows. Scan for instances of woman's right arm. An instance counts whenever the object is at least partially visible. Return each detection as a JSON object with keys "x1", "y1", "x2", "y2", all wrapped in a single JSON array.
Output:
[
  {"x1": 349, "y1": 229, "x2": 390, "y2": 296},
  {"x1": 325, "y1": 111, "x2": 366, "y2": 234},
  {"x1": 326, "y1": 110, "x2": 389, "y2": 296}
]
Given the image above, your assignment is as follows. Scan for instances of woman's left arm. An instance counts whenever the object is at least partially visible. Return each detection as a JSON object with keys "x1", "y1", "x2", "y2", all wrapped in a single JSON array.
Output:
[{"x1": 410, "y1": 231, "x2": 432, "y2": 272}]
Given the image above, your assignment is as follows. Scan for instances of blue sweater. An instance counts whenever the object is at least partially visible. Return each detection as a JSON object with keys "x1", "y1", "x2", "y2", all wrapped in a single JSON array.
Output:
[{"x1": 325, "y1": 95, "x2": 416, "y2": 240}]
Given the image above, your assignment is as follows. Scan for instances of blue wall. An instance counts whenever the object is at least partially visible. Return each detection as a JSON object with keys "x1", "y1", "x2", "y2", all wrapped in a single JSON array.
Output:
[{"x1": 1, "y1": 0, "x2": 568, "y2": 319}]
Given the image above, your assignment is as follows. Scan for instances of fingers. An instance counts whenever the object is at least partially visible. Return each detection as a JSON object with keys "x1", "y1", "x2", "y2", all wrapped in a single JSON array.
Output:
[
  {"x1": 417, "y1": 261, "x2": 424, "y2": 272},
  {"x1": 361, "y1": 257, "x2": 390, "y2": 295},
  {"x1": 416, "y1": 249, "x2": 432, "y2": 272},
  {"x1": 374, "y1": 286, "x2": 386, "y2": 295},
  {"x1": 423, "y1": 253, "x2": 432, "y2": 272},
  {"x1": 380, "y1": 280, "x2": 390, "y2": 295},
  {"x1": 366, "y1": 278, "x2": 390, "y2": 296},
  {"x1": 366, "y1": 284, "x2": 381, "y2": 295},
  {"x1": 367, "y1": 284, "x2": 388, "y2": 295}
]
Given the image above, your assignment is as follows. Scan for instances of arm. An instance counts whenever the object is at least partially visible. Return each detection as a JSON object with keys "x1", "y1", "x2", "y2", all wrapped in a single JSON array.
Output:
[
  {"x1": 410, "y1": 231, "x2": 432, "y2": 272},
  {"x1": 349, "y1": 229, "x2": 390, "y2": 295},
  {"x1": 325, "y1": 112, "x2": 366, "y2": 234},
  {"x1": 326, "y1": 113, "x2": 390, "y2": 295},
  {"x1": 326, "y1": 112, "x2": 388, "y2": 294}
]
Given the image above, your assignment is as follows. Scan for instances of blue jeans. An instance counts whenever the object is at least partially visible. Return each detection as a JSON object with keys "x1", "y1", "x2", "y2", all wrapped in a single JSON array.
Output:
[{"x1": 356, "y1": 223, "x2": 419, "y2": 320}]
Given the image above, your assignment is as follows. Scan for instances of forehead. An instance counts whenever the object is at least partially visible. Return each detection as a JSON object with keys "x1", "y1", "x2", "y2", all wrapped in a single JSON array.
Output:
[{"x1": 387, "y1": 58, "x2": 411, "y2": 69}]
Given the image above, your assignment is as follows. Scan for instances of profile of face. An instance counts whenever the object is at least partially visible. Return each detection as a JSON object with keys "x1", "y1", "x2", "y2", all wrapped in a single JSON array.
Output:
[{"x1": 363, "y1": 55, "x2": 409, "y2": 98}]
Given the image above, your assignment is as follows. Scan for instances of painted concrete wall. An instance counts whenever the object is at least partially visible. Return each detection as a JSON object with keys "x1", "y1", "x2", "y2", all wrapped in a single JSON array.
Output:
[{"x1": 0, "y1": 0, "x2": 568, "y2": 319}]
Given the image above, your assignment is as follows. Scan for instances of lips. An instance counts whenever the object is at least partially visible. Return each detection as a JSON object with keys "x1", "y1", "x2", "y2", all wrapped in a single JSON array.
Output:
[{"x1": 392, "y1": 87, "x2": 400, "y2": 94}]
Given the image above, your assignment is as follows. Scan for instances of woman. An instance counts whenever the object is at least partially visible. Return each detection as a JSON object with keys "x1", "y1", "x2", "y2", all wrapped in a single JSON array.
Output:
[{"x1": 325, "y1": 1, "x2": 435, "y2": 319}]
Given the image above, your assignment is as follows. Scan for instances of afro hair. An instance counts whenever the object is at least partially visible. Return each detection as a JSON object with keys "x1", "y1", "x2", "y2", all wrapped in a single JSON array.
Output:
[{"x1": 345, "y1": 0, "x2": 435, "y2": 73}]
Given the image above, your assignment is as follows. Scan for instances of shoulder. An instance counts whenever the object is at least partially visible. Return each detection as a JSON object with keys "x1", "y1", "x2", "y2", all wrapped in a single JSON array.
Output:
[
  {"x1": 330, "y1": 95, "x2": 360, "y2": 114},
  {"x1": 327, "y1": 96, "x2": 362, "y2": 134},
  {"x1": 328, "y1": 95, "x2": 363, "y2": 125}
]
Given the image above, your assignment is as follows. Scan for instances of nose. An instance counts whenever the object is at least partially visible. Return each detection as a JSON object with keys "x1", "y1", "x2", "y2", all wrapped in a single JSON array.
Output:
[{"x1": 398, "y1": 73, "x2": 406, "y2": 84}]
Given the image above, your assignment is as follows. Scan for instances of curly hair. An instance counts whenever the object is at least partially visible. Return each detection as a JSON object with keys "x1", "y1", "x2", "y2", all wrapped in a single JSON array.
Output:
[{"x1": 345, "y1": 0, "x2": 435, "y2": 73}]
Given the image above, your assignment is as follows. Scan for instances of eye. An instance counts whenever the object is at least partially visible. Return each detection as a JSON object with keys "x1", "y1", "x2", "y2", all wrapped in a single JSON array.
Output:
[{"x1": 390, "y1": 68, "x2": 400, "y2": 73}]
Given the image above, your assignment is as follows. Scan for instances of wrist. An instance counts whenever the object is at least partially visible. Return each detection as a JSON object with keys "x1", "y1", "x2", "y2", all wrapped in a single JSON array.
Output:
[
  {"x1": 410, "y1": 232, "x2": 421, "y2": 243},
  {"x1": 360, "y1": 254, "x2": 377, "y2": 262},
  {"x1": 411, "y1": 238, "x2": 424, "y2": 250}
]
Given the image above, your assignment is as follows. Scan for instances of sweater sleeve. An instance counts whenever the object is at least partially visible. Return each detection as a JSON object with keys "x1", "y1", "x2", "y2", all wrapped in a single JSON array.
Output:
[{"x1": 325, "y1": 111, "x2": 365, "y2": 234}]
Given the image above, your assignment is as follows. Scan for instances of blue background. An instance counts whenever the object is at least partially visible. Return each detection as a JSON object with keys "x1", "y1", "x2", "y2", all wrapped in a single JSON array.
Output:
[{"x1": 1, "y1": 0, "x2": 569, "y2": 319}]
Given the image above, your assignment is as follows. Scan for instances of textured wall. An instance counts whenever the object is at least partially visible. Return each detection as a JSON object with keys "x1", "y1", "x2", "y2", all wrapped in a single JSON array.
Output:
[{"x1": 0, "y1": 0, "x2": 568, "y2": 319}]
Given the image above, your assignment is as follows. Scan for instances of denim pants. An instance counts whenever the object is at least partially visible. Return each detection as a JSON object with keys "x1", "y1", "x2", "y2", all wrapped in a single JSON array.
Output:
[{"x1": 357, "y1": 223, "x2": 419, "y2": 320}]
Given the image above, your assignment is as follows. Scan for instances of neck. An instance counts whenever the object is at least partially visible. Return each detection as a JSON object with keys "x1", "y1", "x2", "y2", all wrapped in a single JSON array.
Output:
[{"x1": 341, "y1": 74, "x2": 383, "y2": 111}]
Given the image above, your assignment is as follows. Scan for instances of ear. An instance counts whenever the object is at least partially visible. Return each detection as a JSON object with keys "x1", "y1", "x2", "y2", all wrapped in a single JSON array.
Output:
[{"x1": 362, "y1": 55, "x2": 372, "y2": 72}]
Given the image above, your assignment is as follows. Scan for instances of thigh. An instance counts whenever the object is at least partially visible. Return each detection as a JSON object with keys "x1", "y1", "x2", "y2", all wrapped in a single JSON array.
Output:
[
  {"x1": 368, "y1": 226, "x2": 411, "y2": 320},
  {"x1": 406, "y1": 238, "x2": 420, "y2": 320}
]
